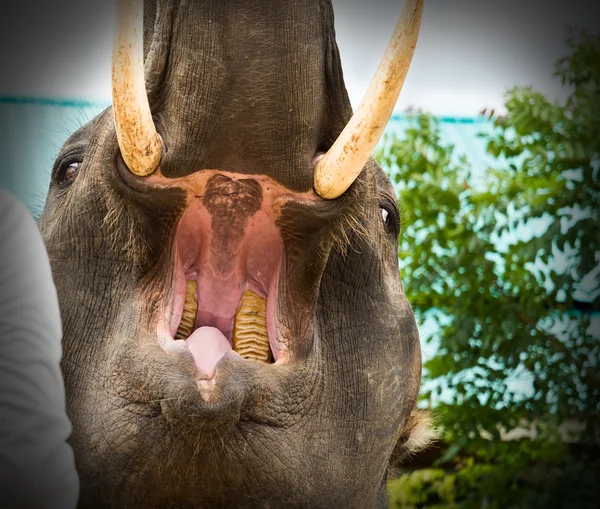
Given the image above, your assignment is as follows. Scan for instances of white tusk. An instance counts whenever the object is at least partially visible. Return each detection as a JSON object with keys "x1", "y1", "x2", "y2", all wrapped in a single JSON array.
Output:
[
  {"x1": 112, "y1": 0, "x2": 162, "y2": 177},
  {"x1": 314, "y1": 0, "x2": 423, "y2": 199}
]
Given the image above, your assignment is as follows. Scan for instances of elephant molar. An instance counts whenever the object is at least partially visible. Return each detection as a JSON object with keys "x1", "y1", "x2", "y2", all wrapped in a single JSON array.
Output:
[
  {"x1": 175, "y1": 279, "x2": 198, "y2": 340},
  {"x1": 233, "y1": 289, "x2": 271, "y2": 363}
]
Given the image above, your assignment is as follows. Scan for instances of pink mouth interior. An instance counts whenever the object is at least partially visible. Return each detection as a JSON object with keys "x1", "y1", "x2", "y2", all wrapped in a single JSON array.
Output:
[{"x1": 167, "y1": 178, "x2": 283, "y2": 378}]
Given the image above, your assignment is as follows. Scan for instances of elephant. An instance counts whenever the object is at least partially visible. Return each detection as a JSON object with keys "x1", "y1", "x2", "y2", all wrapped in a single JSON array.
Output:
[{"x1": 38, "y1": 0, "x2": 432, "y2": 506}]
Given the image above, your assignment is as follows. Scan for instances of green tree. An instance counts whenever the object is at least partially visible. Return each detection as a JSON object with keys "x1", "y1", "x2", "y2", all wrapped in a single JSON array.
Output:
[{"x1": 379, "y1": 30, "x2": 600, "y2": 508}]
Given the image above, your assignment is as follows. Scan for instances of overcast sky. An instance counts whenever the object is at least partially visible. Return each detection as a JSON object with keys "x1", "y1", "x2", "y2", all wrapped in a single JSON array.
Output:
[{"x1": 0, "y1": 0, "x2": 598, "y2": 116}]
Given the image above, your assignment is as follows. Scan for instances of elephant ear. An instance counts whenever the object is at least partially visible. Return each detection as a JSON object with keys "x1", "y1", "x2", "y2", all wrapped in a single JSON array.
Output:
[{"x1": 389, "y1": 409, "x2": 437, "y2": 471}]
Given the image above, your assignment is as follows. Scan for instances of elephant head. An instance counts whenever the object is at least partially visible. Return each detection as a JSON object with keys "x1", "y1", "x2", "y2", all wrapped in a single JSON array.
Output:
[{"x1": 39, "y1": 0, "x2": 431, "y2": 506}]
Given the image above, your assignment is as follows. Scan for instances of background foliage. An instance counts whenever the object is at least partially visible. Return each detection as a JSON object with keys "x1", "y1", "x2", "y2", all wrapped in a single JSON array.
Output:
[{"x1": 378, "y1": 30, "x2": 600, "y2": 508}]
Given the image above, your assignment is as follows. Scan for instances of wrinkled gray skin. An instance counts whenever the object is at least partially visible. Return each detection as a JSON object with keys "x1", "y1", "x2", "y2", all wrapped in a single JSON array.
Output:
[{"x1": 39, "y1": 0, "x2": 422, "y2": 507}]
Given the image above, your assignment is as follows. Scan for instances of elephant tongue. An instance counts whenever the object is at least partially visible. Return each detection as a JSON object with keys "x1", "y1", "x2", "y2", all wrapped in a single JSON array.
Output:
[{"x1": 185, "y1": 326, "x2": 232, "y2": 378}]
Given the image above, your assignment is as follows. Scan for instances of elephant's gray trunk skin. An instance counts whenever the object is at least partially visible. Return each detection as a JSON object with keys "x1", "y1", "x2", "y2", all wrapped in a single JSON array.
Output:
[{"x1": 137, "y1": 0, "x2": 353, "y2": 191}]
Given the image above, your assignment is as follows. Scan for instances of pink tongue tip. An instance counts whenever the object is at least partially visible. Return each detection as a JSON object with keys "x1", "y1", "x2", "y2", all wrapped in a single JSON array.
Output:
[{"x1": 185, "y1": 326, "x2": 232, "y2": 378}]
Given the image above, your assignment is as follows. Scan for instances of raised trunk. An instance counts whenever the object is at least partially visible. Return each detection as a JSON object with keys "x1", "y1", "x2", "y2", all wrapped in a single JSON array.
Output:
[{"x1": 141, "y1": 0, "x2": 352, "y2": 189}]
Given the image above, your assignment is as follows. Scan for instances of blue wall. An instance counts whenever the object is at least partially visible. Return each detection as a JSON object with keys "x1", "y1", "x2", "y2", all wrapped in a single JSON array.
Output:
[{"x1": 0, "y1": 98, "x2": 107, "y2": 215}]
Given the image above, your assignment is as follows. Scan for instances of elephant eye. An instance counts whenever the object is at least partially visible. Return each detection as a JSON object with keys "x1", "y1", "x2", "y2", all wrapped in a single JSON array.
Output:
[
  {"x1": 380, "y1": 201, "x2": 399, "y2": 236},
  {"x1": 61, "y1": 163, "x2": 79, "y2": 185},
  {"x1": 381, "y1": 208, "x2": 389, "y2": 224},
  {"x1": 52, "y1": 144, "x2": 86, "y2": 189},
  {"x1": 54, "y1": 156, "x2": 81, "y2": 188}
]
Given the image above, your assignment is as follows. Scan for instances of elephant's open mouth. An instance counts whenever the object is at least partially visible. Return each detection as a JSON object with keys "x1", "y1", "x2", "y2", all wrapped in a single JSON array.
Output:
[{"x1": 155, "y1": 171, "x2": 314, "y2": 379}]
